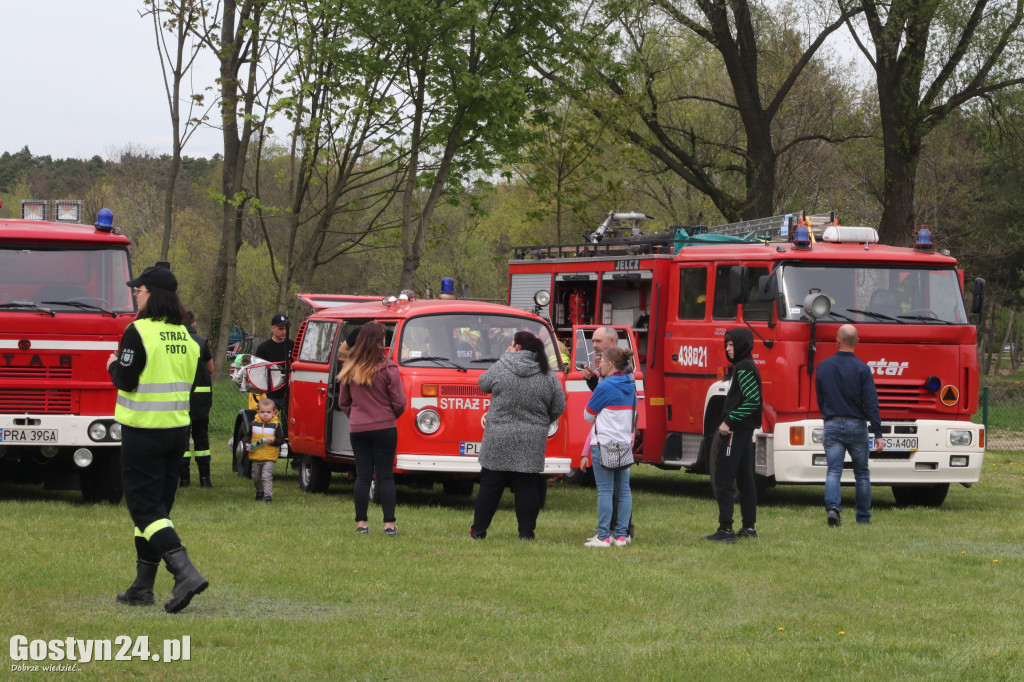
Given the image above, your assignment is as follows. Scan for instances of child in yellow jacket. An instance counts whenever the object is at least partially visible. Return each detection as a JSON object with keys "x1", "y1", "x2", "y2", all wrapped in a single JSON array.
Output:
[{"x1": 249, "y1": 398, "x2": 285, "y2": 503}]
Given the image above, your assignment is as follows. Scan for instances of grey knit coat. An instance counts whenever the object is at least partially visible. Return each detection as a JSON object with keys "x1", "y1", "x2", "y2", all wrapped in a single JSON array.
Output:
[{"x1": 477, "y1": 350, "x2": 566, "y2": 473}]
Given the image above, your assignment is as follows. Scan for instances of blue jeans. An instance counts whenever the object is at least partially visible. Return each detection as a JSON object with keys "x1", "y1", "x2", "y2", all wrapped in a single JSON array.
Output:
[
  {"x1": 823, "y1": 418, "x2": 872, "y2": 523},
  {"x1": 591, "y1": 445, "x2": 632, "y2": 540}
]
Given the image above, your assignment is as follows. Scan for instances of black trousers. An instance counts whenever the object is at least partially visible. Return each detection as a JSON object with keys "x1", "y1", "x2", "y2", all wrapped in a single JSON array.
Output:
[
  {"x1": 121, "y1": 424, "x2": 190, "y2": 559},
  {"x1": 471, "y1": 468, "x2": 541, "y2": 540},
  {"x1": 188, "y1": 392, "x2": 212, "y2": 453},
  {"x1": 714, "y1": 428, "x2": 757, "y2": 531},
  {"x1": 351, "y1": 427, "x2": 398, "y2": 524}
]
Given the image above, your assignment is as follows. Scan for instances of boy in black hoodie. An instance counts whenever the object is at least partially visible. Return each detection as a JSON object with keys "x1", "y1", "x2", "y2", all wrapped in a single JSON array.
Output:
[{"x1": 706, "y1": 328, "x2": 763, "y2": 543}]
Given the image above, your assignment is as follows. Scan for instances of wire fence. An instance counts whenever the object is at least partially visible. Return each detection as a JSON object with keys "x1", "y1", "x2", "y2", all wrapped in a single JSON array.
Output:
[{"x1": 980, "y1": 384, "x2": 1024, "y2": 450}]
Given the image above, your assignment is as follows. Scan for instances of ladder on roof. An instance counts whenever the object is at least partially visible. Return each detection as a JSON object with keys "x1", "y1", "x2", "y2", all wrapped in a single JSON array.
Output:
[{"x1": 702, "y1": 211, "x2": 836, "y2": 240}]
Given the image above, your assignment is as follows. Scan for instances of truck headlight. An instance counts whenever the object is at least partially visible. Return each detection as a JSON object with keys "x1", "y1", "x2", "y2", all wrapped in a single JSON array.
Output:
[
  {"x1": 109, "y1": 423, "x2": 122, "y2": 441},
  {"x1": 950, "y1": 455, "x2": 969, "y2": 467},
  {"x1": 811, "y1": 427, "x2": 823, "y2": 444},
  {"x1": 416, "y1": 409, "x2": 441, "y2": 434},
  {"x1": 88, "y1": 422, "x2": 108, "y2": 441},
  {"x1": 949, "y1": 430, "x2": 972, "y2": 446},
  {"x1": 547, "y1": 421, "x2": 558, "y2": 437},
  {"x1": 73, "y1": 448, "x2": 93, "y2": 468}
]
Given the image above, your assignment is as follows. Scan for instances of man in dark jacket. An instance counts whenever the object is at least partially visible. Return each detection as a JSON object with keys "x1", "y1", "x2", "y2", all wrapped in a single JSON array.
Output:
[
  {"x1": 816, "y1": 324, "x2": 883, "y2": 526},
  {"x1": 254, "y1": 313, "x2": 293, "y2": 410},
  {"x1": 706, "y1": 327, "x2": 763, "y2": 543}
]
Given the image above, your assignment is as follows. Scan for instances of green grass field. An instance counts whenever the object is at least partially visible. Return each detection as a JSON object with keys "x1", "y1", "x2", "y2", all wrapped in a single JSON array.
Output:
[{"x1": 2, "y1": 451, "x2": 1022, "y2": 681}]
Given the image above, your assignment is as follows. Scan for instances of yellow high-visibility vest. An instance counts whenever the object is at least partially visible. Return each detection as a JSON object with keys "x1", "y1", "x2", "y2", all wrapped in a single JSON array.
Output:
[{"x1": 115, "y1": 319, "x2": 200, "y2": 428}]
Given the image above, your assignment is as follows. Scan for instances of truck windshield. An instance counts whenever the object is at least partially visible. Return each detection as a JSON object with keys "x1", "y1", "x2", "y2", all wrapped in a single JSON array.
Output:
[
  {"x1": 0, "y1": 246, "x2": 133, "y2": 313},
  {"x1": 399, "y1": 313, "x2": 560, "y2": 370},
  {"x1": 777, "y1": 263, "x2": 968, "y2": 324}
]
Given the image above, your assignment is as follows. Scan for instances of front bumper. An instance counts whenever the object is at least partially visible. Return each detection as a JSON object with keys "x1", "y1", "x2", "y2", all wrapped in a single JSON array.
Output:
[
  {"x1": 395, "y1": 454, "x2": 571, "y2": 475},
  {"x1": 767, "y1": 419, "x2": 984, "y2": 485}
]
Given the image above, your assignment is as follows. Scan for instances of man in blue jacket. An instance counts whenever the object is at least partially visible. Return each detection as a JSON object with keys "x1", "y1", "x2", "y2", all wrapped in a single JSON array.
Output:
[
  {"x1": 706, "y1": 328, "x2": 762, "y2": 543},
  {"x1": 816, "y1": 324, "x2": 884, "y2": 526}
]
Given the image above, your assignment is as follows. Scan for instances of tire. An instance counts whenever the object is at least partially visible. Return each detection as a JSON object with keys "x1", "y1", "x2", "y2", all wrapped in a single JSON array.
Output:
[
  {"x1": 232, "y1": 424, "x2": 251, "y2": 478},
  {"x1": 368, "y1": 478, "x2": 379, "y2": 505},
  {"x1": 299, "y1": 454, "x2": 330, "y2": 493},
  {"x1": 708, "y1": 431, "x2": 742, "y2": 501},
  {"x1": 442, "y1": 479, "x2": 474, "y2": 497},
  {"x1": 562, "y1": 467, "x2": 595, "y2": 487},
  {"x1": 754, "y1": 474, "x2": 772, "y2": 503},
  {"x1": 708, "y1": 431, "x2": 722, "y2": 493},
  {"x1": 892, "y1": 483, "x2": 949, "y2": 507},
  {"x1": 79, "y1": 449, "x2": 123, "y2": 504}
]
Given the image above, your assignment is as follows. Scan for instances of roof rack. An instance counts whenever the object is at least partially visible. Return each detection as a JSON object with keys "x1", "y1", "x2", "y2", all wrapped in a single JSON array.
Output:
[
  {"x1": 510, "y1": 210, "x2": 839, "y2": 259},
  {"x1": 694, "y1": 211, "x2": 837, "y2": 241}
]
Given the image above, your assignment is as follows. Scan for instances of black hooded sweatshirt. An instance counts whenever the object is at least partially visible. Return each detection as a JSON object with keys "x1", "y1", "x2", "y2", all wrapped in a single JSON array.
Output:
[{"x1": 721, "y1": 327, "x2": 763, "y2": 431}]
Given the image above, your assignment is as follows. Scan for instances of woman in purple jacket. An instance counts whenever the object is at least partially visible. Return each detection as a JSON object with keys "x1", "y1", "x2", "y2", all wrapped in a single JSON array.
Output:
[{"x1": 337, "y1": 322, "x2": 406, "y2": 536}]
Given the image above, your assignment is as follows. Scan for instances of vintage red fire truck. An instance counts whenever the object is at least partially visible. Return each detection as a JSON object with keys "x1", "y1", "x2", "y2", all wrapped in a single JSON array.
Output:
[
  {"x1": 0, "y1": 201, "x2": 136, "y2": 503},
  {"x1": 508, "y1": 211, "x2": 986, "y2": 506},
  {"x1": 241, "y1": 294, "x2": 571, "y2": 499}
]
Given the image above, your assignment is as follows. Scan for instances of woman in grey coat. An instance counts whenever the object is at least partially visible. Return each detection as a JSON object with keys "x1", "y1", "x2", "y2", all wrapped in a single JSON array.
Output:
[{"x1": 470, "y1": 331, "x2": 565, "y2": 540}]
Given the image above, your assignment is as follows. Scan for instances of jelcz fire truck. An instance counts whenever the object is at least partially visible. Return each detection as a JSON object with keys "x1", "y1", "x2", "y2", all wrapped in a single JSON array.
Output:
[
  {"x1": 0, "y1": 201, "x2": 136, "y2": 503},
  {"x1": 247, "y1": 294, "x2": 569, "y2": 499},
  {"x1": 508, "y1": 211, "x2": 986, "y2": 506}
]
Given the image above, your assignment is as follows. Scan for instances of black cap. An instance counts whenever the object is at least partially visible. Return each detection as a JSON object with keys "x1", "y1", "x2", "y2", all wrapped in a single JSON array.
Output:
[
  {"x1": 271, "y1": 313, "x2": 289, "y2": 327},
  {"x1": 126, "y1": 266, "x2": 177, "y2": 292}
]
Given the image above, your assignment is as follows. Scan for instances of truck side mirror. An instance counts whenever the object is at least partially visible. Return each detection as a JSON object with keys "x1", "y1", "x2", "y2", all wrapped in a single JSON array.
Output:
[
  {"x1": 727, "y1": 266, "x2": 749, "y2": 305},
  {"x1": 757, "y1": 274, "x2": 778, "y2": 302},
  {"x1": 971, "y1": 277, "x2": 986, "y2": 316}
]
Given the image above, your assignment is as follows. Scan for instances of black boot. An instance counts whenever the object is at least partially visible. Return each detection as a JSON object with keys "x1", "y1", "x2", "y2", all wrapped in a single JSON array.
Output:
[
  {"x1": 116, "y1": 559, "x2": 159, "y2": 606},
  {"x1": 179, "y1": 459, "x2": 191, "y2": 488},
  {"x1": 197, "y1": 456, "x2": 212, "y2": 488},
  {"x1": 163, "y1": 546, "x2": 209, "y2": 613}
]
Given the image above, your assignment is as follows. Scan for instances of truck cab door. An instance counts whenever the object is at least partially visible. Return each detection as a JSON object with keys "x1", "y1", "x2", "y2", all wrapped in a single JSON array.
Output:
[{"x1": 288, "y1": 319, "x2": 340, "y2": 458}]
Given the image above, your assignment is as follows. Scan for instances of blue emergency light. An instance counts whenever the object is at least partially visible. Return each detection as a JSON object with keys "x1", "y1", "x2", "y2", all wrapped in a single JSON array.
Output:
[
  {"x1": 440, "y1": 277, "x2": 455, "y2": 296},
  {"x1": 914, "y1": 227, "x2": 934, "y2": 251},
  {"x1": 95, "y1": 208, "x2": 114, "y2": 232},
  {"x1": 793, "y1": 223, "x2": 812, "y2": 249}
]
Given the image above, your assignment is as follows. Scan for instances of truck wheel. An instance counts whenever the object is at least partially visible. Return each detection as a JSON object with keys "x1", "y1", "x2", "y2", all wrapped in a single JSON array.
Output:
[
  {"x1": 233, "y1": 424, "x2": 251, "y2": 478},
  {"x1": 708, "y1": 432, "x2": 742, "y2": 502},
  {"x1": 442, "y1": 479, "x2": 474, "y2": 497},
  {"x1": 368, "y1": 478, "x2": 380, "y2": 505},
  {"x1": 892, "y1": 483, "x2": 949, "y2": 507},
  {"x1": 708, "y1": 432, "x2": 721, "y2": 494},
  {"x1": 80, "y1": 450, "x2": 123, "y2": 504},
  {"x1": 562, "y1": 467, "x2": 595, "y2": 487},
  {"x1": 299, "y1": 455, "x2": 330, "y2": 493}
]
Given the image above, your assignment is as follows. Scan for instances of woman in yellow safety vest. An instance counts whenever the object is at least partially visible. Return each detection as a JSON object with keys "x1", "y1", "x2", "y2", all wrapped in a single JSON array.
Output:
[{"x1": 107, "y1": 265, "x2": 207, "y2": 614}]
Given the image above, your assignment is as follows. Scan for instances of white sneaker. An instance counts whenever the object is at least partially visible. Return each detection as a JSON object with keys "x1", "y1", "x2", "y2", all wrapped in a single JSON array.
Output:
[
  {"x1": 613, "y1": 536, "x2": 631, "y2": 547},
  {"x1": 584, "y1": 537, "x2": 611, "y2": 548}
]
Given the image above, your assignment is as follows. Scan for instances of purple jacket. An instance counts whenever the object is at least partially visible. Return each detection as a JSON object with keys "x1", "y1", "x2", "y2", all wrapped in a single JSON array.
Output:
[{"x1": 337, "y1": 360, "x2": 406, "y2": 433}]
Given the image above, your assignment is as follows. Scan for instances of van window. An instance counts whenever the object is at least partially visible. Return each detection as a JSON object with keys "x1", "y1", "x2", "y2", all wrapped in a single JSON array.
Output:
[
  {"x1": 297, "y1": 321, "x2": 338, "y2": 363},
  {"x1": 678, "y1": 267, "x2": 708, "y2": 320},
  {"x1": 399, "y1": 313, "x2": 559, "y2": 370}
]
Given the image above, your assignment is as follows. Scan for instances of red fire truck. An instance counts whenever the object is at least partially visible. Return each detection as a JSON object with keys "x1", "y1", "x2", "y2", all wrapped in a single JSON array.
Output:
[
  {"x1": 253, "y1": 294, "x2": 569, "y2": 499},
  {"x1": 0, "y1": 201, "x2": 136, "y2": 503},
  {"x1": 508, "y1": 212, "x2": 987, "y2": 506}
]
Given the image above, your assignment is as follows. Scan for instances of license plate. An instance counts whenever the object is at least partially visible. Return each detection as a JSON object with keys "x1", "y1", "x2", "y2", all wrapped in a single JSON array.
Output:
[
  {"x1": 459, "y1": 441, "x2": 482, "y2": 455},
  {"x1": 0, "y1": 428, "x2": 59, "y2": 443},
  {"x1": 873, "y1": 436, "x2": 917, "y2": 451}
]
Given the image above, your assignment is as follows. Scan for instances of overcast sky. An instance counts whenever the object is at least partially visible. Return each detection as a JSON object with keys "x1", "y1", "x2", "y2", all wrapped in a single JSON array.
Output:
[{"x1": 0, "y1": 1, "x2": 223, "y2": 160}]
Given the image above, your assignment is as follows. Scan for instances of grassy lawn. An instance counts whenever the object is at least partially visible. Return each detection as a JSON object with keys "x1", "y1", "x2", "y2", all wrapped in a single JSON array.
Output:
[{"x1": 2, "y1": 451, "x2": 1022, "y2": 680}]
